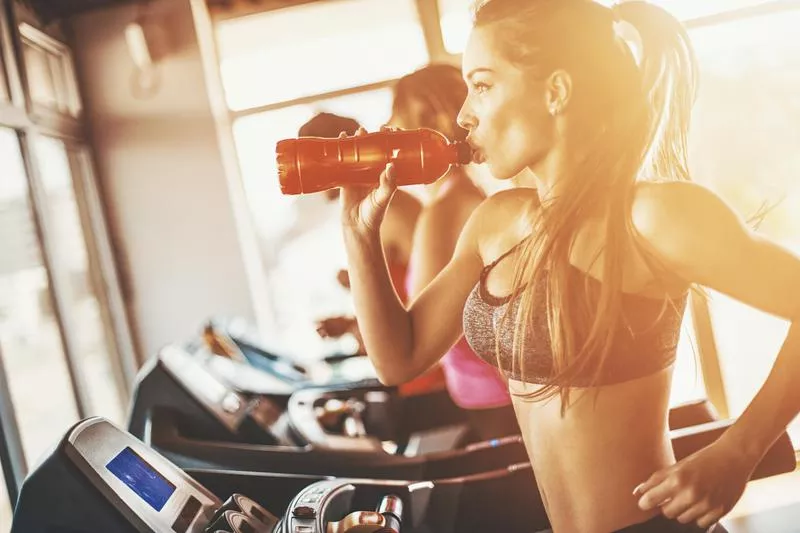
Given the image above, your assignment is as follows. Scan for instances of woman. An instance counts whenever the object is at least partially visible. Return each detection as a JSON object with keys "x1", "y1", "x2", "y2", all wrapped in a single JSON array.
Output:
[
  {"x1": 306, "y1": 114, "x2": 446, "y2": 395},
  {"x1": 390, "y1": 64, "x2": 518, "y2": 439},
  {"x1": 307, "y1": 112, "x2": 422, "y2": 357},
  {"x1": 339, "y1": 1, "x2": 800, "y2": 532}
]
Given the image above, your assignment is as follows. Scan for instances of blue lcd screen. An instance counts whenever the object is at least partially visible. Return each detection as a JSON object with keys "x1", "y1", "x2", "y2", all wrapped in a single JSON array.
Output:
[{"x1": 106, "y1": 447, "x2": 176, "y2": 511}]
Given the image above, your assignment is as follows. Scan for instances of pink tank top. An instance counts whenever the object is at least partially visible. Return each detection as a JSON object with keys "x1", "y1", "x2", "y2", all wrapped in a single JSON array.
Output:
[{"x1": 406, "y1": 250, "x2": 511, "y2": 409}]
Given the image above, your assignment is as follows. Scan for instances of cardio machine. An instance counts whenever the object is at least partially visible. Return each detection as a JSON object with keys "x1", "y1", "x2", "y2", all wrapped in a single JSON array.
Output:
[
  {"x1": 11, "y1": 417, "x2": 549, "y2": 533},
  {"x1": 127, "y1": 344, "x2": 796, "y2": 484},
  {"x1": 12, "y1": 417, "x2": 800, "y2": 533},
  {"x1": 127, "y1": 344, "x2": 522, "y2": 479}
]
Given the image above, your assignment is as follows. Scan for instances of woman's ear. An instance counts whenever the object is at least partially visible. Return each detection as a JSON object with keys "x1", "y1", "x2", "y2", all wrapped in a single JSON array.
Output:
[{"x1": 545, "y1": 69, "x2": 573, "y2": 116}]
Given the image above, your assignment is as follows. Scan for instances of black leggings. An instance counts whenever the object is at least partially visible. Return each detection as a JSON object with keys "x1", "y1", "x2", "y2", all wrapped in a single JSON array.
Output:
[{"x1": 616, "y1": 515, "x2": 728, "y2": 532}]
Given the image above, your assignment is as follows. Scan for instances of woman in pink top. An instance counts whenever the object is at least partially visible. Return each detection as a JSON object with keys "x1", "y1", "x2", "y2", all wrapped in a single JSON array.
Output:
[{"x1": 392, "y1": 64, "x2": 519, "y2": 440}]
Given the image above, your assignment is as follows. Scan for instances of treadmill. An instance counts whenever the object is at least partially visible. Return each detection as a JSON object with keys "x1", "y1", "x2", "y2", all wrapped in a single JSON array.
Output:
[
  {"x1": 12, "y1": 417, "x2": 800, "y2": 533},
  {"x1": 128, "y1": 345, "x2": 796, "y2": 483},
  {"x1": 128, "y1": 345, "x2": 521, "y2": 479}
]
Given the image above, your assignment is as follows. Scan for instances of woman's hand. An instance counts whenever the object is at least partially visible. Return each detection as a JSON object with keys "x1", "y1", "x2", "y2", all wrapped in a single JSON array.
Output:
[
  {"x1": 315, "y1": 315, "x2": 366, "y2": 355},
  {"x1": 315, "y1": 316, "x2": 357, "y2": 340},
  {"x1": 339, "y1": 127, "x2": 398, "y2": 235},
  {"x1": 635, "y1": 437, "x2": 758, "y2": 528}
]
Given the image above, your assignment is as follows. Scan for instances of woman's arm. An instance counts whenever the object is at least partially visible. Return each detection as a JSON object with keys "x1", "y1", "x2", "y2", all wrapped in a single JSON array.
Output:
[
  {"x1": 633, "y1": 181, "x2": 800, "y2": 453},
  {"x1": 408, "y1": 194, "x2": 481, "y2": 299},
  {"x1": 632, "y1": 181, "x2": 800, "y2": 527},
  {"x1": 343, "y1": 194, "x2": 488, "y2": 386}
]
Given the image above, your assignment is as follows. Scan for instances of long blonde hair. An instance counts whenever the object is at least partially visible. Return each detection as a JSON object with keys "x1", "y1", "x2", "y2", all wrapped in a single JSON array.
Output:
[{"x1": 473, "y1": 0, "x2": 699, "y2": 410}]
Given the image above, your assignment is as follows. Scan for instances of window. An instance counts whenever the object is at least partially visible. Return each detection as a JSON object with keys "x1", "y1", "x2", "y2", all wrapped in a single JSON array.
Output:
[
  {"x1": 19, "y1": 23, "x2": 82, "y2": 117},
  {"x1": 437, "y1": 0, "x2": 781, "y2": 56},
  {"x1": 438, "y1": 0, "x2": 473, "y2": 55},
  {"x1": 31, "y1": 136, "x2": 124, "y2": 425},
  {"x1": 232, "y1": 88, "x2": 394, "y2": 360},
  {"x1": 216, "y1": 0, "x2": 428, "y2": 110},
  {"x1": 0, "y1": 127, "x2": 80, "y2": 465},
  {"x1": 22, "y1": 40, "x2": 55, "y2": 108},
  {"x1": 686, "y1": 8, "x2": 800, "y2": 447},
  {"x1": 0, "y1": 9, "x2": 130, "y2": 513}
]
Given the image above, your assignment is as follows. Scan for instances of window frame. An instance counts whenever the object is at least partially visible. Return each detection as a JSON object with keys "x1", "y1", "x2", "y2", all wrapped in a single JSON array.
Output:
[{"x1": 0, "y1": 0, "x2": 139, "y2": 509}]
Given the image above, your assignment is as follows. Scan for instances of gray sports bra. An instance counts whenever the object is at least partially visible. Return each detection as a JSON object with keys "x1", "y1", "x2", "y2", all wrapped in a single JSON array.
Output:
[{"x1": 462, "y1": 240, "x2": 688, "y2": 385}]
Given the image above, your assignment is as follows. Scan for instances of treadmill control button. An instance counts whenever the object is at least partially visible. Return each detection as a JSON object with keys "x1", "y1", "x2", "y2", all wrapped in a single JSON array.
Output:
[
  {"x1": 293, "y1": 506, "x2": 316, "y2": 519},
  {"x1": 221, "y1": 394, "x2": 242, "y2": 413}
]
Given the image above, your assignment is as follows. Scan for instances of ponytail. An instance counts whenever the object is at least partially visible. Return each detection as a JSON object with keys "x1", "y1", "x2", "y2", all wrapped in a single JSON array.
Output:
[{"x1": 613, "y1": 1, "x2": 699, "y2": 181}]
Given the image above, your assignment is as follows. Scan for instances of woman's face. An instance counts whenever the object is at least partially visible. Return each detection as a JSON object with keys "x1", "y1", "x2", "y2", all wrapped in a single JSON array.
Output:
[{"x1": 458, "y1": 26, "x2": 557, "y2": 180}]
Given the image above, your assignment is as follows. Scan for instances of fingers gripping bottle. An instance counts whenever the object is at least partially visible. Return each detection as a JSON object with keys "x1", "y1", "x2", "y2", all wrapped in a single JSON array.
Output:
[{"x1": 276, "y1": 128, "x2": 472, "y2": 195}]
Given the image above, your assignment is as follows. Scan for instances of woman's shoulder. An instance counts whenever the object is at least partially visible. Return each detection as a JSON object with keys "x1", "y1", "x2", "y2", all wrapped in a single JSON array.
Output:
[
  {"x1": 631, "y1": 180, "x2": 728, "y2": 241},
  {"x1": 630, "y1": 180, "x2": 740, "y2": 284}
]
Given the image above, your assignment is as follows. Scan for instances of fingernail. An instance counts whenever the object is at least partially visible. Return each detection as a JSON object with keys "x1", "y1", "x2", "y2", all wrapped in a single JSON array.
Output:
[{"x1": 632, "y1": 483, "x2": 644, "y2": 496}]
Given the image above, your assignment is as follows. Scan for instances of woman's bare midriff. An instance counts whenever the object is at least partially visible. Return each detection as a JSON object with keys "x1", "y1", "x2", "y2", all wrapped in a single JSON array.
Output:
[{"x1": 509, "y1": 367, "x2": 677, "y2": 533}]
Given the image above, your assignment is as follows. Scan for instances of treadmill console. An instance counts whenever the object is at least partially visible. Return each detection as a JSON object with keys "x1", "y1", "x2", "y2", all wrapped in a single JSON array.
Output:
[
  {"x1": 160, "y1": 345, "x2": 285, "y2": 439},
  {"x1": 12, "y1": 418, "x2": 281, "y2": 533},
  {"x1": 70, "y1": 419, "x2": 220, "y2": 532}
]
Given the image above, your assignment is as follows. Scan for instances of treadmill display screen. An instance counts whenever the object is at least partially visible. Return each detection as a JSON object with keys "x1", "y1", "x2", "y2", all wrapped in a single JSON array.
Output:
[{"x1": 106, "y1": 447, "x2": 176, "y2": 511}]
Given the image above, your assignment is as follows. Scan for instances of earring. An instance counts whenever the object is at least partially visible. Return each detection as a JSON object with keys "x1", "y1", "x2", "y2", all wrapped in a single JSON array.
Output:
[{"x1": 549, "y1": 104, "x2": 561, "y2": 116}]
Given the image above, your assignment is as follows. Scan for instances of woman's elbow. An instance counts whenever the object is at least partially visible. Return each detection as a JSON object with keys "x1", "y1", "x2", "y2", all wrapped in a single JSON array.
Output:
[
  {"x1": 373, "y1": 354, "x2": 434, "y2": 387},
  {"x1": 371, "y1": 353, "x2": 422, "y2": 387},
  {"x1": 373, "y1": 366, "x2": 411, "y2": 387}
]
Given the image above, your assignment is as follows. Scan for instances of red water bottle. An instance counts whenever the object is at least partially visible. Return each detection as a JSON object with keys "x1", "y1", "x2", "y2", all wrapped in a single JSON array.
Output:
[{"x1": 276, "y1": 128, "x2": 472, "y2": 195}]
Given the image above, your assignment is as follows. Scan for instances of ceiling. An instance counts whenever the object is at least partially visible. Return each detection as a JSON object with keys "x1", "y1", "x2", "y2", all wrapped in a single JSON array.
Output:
[
  {"x1": 25, "y1": 0, "x2": 319, "y2": 22},
  {"x1": 26, "y1": 0, "x2": 135, "y2": 21}
]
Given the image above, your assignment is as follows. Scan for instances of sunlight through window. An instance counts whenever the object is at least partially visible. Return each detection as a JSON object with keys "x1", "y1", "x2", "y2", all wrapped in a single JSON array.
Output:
[{"x1": 216, "y1": 0, "x2": 428, "y2": 110}]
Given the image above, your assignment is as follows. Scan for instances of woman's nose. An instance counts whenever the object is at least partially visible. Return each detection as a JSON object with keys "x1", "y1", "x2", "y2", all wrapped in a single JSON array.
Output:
[{"x1": 456, "y1": 102, "x2": 475, "y2": 131}]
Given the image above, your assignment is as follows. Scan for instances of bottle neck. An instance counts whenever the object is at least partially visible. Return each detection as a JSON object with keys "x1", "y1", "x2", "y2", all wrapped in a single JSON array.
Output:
[{"x1": 449, "y1": 140, "x2": 473, "y2": 166}]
